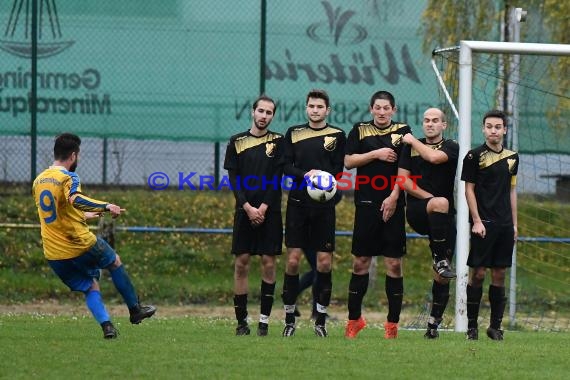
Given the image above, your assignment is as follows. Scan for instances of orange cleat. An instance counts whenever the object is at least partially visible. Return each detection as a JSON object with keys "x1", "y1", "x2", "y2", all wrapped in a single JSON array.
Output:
[
  {"x1": 384, "y1": 321, "x2": 398, "y2": 339},
  {"x1": 345, "y1": 316, "x2": 367, "y2": 338}
]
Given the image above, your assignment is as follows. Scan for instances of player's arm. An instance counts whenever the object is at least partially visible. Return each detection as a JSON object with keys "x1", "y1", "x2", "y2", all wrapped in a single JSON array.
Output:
[
  {"x1": 380, "y1": 177, "x2": 400, "y2": 222},
  {"x1": 69, "y1": 193, "x2": 124, "y2": 217},
  {"x1": 344, "y1": 149, "x2": 397, "y2": 169},
  {"x1": 227, "y1": 169, "x2": 264, "y2": 224},
  {"x1": 402, "y1": 133, "x2": 448, "y2": 164},
  {"x1": 511, "y1": 176, "x2": 518, "y2": 240},
  {"x1": 227, "y1": 169, "x2": 248, "y2": 208},
  {"x1": 69, "y1": 193, "x2": 108, "y2": 212},
  {"x1": 282, "y1": 129, "x2": 307, "y2": 179},
  {"x1": 332, "y1": 131, "x2": 347, "y2": 176},
  {"x1": 465, "y1": 182, "x2": 485, "y2": 238},
  {"x1": 261, "y1": 138, "x2": 285, "y2": 210}
]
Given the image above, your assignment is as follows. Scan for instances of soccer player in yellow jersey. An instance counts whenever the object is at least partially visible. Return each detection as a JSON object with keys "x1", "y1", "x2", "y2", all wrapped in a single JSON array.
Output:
[{"x1": 32, "y1": 133, "x2": 156, "y2": 339}]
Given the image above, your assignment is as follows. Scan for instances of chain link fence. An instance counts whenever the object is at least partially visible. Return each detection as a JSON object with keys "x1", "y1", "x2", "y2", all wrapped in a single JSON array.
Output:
[
  {"x1": 1, "y1": 0, "x2": 448, "y2": 186},
  {"x1": 0, "y1": 0, "x2": 566, "y2": 191}
]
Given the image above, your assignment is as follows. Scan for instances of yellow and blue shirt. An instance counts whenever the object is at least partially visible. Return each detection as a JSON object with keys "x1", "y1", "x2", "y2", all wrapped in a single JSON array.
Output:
[{"x1": 32, "y1": 166, "x2": 109, "y2": 260}]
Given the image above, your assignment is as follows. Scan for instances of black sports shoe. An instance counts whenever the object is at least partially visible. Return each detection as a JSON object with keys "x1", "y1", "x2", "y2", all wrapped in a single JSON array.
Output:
[
  {"x1": 129, "y1": 304, "x2": 157, "y2": 324},
  {"x1": 257, "y1": 323, "x2": 268, "y2": 337},
  {"x1": 282, "y1": 323, "x2": 296, "y2": 337},
  {"x1": 314, "y1": 324, "x2": 328, "y2": 337},
  {"x1": 433, "y1": 260, "x2": 457, "y2": 279},
  {"x1": 424, "y1": 327, "x2": 439, "y2": 339},
  {"x1": 101, "y1": 322, "x2": 118, "y2": 339},
  {"x1": 236, "y1": 323, "x2": 251, "y2": 336},
  {"x1": 486, "y1": 327, "x2": 504, "y2": 341},
  {"x1": 466, "y1": 328, "x2": 479, "y2": 340}
]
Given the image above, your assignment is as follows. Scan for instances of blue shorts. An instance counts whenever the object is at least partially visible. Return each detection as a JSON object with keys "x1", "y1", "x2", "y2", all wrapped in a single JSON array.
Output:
[{"x1": 48, "y1": 237, "x2": 117, "y2": 292}]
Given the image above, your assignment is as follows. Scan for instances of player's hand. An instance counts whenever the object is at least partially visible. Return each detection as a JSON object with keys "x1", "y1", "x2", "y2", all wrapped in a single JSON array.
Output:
[
  {"x1": 402, "y1": 133, "x2": 416, "y2": 145},
  {"x1": 513, "y1": 225, "x2": 518, "y2": 240},
  {"x1": 472, "y1": 221, "x2": 486, "y2": 238},
  {"x1": 375, "y1": 148, "x2": 397, "y2": 163},
  {"x1": 244, "y1": 203, "x2": 264, "y2": 226},
  {"x1": 304, "y1": 169, "x2": 320, "y2": 180},
  {"x1": 84, "y1": 211, "x2": 103, "y2": 220},
  {"x1": 380, "y1": 196, "x2": 397, "y2": 222},
  {"x1": 106, "y1": 204, "x2": 126, "y2": 219}
]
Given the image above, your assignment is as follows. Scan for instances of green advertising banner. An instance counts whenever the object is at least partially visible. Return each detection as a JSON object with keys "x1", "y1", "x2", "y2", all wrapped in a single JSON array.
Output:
[
  {"x1": 0, "y1": 0, "x2": 567, "y2": 154},
  {"x1": 0, "y1": 0, "x2": 439, "y2": 142}
]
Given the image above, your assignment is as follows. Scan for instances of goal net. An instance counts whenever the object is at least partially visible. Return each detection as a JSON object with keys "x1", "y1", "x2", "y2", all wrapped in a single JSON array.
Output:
[{"x1": 432, "y1": 41, "x2": 570, "y2": 332}]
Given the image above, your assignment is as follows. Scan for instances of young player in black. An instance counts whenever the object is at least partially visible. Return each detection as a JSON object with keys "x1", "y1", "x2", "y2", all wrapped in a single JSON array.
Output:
[
  {"x1": 399, "y1": 108, "x2": 459, "y2": 339},
  {"x1": 281, "y1": 89, "x2": 346, "y2": 337},
  {"x1": 461, "y1": 109, "x2": 519, "y2": 341},
  {"x1": 224, "y1": 95, "x2": 284, "y2": 336},
  {"x1": 344, "y1": 90, "x2": 411, "y2": 339}
]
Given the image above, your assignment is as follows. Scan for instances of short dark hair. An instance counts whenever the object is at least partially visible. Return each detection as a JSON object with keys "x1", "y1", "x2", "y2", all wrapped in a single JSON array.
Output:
[
  {"x1": 54, "y1": 133, "x2": 81, "y2": 160},
  {"x1": 306, "y1": 89, "x2": 330, "y2": 108},
  {"x1": 483, "y1": 109, "x2": 507, "y2": 127},
  {"x1": 252, "y1": 95, "x2": 277, "y2": 112},
  {"x1": 369, "y1": 90, "x2": 395, "y2": 108}
]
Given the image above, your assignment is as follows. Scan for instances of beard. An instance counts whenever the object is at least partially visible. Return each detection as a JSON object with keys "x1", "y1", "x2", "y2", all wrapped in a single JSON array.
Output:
[
  {"x1": 254, "y1": 120, "x2": 268, "y2": 130},
  {"x1": 69, "y1": 160, "x2": 78, "y2": 172}
]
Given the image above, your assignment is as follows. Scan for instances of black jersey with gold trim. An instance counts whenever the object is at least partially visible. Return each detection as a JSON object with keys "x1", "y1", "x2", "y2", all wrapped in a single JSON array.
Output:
[
  {"x1": 346, "y1": 120, "x2": 412, "y2": 206},
  {"x1": 461, "y1": 144, "x2": 519, "y2": 225},
  {"x1": 283, "y1": 123, "x2": 346, "y2": 207},
  {"x1": 400, "y1": 138, "x2": 459, "y2": 210},
  {"x1": 224, "y1": 130, "x2": 284, "y2": 210}
]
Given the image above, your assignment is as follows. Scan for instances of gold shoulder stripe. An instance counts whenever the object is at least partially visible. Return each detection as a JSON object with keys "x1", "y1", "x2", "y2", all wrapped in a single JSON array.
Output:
[
  {"x1": 235, "y1": 134, "x2": 282, "y2": 154},
  {"x1": 358, "y1": 123, "x2": 404, "y2": 140},
  {"x1": 291, "y1": 126, "x2": 343, "y2": 144},
  {"x1": 479, "y1": 149, "x2": 517, "y2": 169}
]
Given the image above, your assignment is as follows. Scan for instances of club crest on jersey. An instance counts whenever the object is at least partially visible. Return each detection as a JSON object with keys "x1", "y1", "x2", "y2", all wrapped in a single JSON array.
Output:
[
  {"x1": 324, "y1": 136, "x2": 337, "y2": 151},
  {"x1": 507, "y1": 158, "x2": 516, "y2": 173},
  {"x1": 265, "y1": 143, "x2": 276, "y2": 157},
  {"x1": 391, "y1": 134, "x2": 403, "y2": 147}
]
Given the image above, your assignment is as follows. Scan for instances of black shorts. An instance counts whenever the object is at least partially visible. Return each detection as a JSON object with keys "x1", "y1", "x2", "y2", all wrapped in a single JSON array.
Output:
[
  {"x1": 467, "y1": 222, "x2": 514, "y2": 268},
  {"x1": 285, "y1": 203, "x2": 335, "y2": 252},
  {"x1": 231, "y1": 209, "x2": 283, "y2": 256},
  {"x1": 351, "y1": 204, "x2": 406, "y2": 258},
  {"x1": 406, "y1": 199, "x2": 457, "y2": 259},
  {"x1": 406, "y1": 199, "x2": 431, "y2": 236}
]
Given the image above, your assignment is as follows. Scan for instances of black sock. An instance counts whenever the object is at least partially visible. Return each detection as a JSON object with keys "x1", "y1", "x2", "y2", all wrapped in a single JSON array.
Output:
[
  {"x1": 428, "y1": 212, "x2": 450, "y2": 263},
  {"x1": 259, "y1": 280, "x2": 275, "y2": 318},
  {"x1": 314, "y1": 271, "x2": 332, "y2": 325},
  {"x1": 429, "y1": 280, "x2": 450, "y2": 328},
  {"x1": 466, "y1": 284, "x2": 483, "y2": 329},
  {"x1": 282, "y1": 273, "x2": 299, "y2": 324},
  {"x1": 386, "y1": 275, "x2": 404, "y2": 323},
  {"x1": 348, "y1": 273, "x2": 369, "y2": 320},
  {"x1": 489, "y1": 285, "x2": 507, "y2": 330},
  {"x1": 234, "y1": 294, "x2": 248, "y2": 325}
]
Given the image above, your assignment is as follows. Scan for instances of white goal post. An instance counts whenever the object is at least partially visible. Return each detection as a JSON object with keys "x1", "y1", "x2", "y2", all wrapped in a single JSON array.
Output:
[{"x1": 454, "y1": 41, "x2": 570, "y2": 332}]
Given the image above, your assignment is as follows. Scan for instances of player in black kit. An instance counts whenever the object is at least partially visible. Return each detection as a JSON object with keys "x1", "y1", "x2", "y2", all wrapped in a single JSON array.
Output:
[
  {"x1": 281, "y1": 89, "x2": 346, "y2": 338},
  {"x1": 399, "y1": 107, "x2": 458, "y2": 339},
  {"x1": 224, "y1": 95, "x2": 284, "y2": 337},
  {"x1": 344, "y1": 90, "x2": 411, "y2": 340},
  {"x1": 461, "y1": 109, "x2": 519, "y2": 341}
]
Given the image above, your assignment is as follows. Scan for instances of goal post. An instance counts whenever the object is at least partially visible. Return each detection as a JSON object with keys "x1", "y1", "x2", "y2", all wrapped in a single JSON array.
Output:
[{"x1": 454, "y1": 41, "x2": 570, "y2": 332}]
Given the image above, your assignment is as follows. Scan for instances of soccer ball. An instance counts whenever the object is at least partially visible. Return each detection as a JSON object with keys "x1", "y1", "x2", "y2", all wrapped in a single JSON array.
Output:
[{"x1": 306, "y1": 170, "x2": 337, "y2": 202}]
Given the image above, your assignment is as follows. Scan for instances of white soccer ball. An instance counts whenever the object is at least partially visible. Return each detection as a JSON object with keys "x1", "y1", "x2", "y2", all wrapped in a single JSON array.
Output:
[{"x1": 306, "y1": 170, "x2": 337, "y2": 202}]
